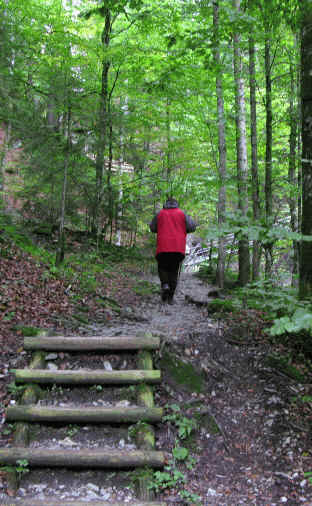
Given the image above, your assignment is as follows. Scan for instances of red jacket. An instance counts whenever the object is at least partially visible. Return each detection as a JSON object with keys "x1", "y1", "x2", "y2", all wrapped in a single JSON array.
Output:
[{"x1": 154, "y1": 208, "x2": 187, "y2": 256}]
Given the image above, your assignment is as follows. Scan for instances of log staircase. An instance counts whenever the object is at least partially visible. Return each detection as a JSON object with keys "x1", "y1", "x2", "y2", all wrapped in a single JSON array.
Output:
[{"x1": 0, "y1": 334, "x2": 166, "y2": 505}]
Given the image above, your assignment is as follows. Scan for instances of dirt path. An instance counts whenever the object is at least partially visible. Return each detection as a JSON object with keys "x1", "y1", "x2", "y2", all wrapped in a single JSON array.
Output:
[{"x1": 1, "y1": 272, "x2": 312, "y2": 505}]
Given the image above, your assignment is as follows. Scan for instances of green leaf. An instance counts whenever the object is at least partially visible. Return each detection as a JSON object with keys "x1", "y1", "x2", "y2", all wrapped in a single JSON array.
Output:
[{"x1": 173, "y1": 446, "x2": 188, "y2": 460}]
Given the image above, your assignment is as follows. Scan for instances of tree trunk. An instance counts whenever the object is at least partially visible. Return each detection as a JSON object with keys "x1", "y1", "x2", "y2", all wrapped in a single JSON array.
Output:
[
  {"x1": 0, "y1": 122, "x2": 10, "y2": 208},
  {"x1": 166, "y1": 96, "x2": 172, "y2": 183},
  {"x1": 94, "y1": 9, "x2": 111, "y2": 235},
  {"x1": 233, "y1": 0, "x2": 250, "y2": 286},
  {"x1": 299, "y1": 2, "x2": 312, "y2": 298},
  {"x1": 288, "y1": 41, "x2": 299, "y2": 286},
  {"x1": 56, "y1": 106, "x2": 70, "y2": 266},
  {"x1": 264, "y1": 27, "x2": 273, "y2": 279},
  {"x1": 248, "y1": 4, "x2": 261, "y2": 280},
  {"x1": 213, "y1": 0, "x2": 227, "y2": 289},
  {"x1": 107, "y1": 111, "x2": 114, "y2": 246}
]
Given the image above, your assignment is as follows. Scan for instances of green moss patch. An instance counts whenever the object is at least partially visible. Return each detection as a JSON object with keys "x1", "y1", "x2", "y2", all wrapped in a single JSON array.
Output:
[
  {"x1": 160, "y1": 351, "x2": 204, "y2": 393},
  {"x1": 265, "y1": 354, "x2": 306, "y2": 382}
]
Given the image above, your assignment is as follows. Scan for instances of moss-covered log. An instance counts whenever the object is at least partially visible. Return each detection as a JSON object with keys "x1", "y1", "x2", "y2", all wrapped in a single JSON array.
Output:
[
  {"x1": 13, "y1": 422, "x2": 30, "y2": 447},
  {"x1": 137, "y1": 383, "x2": 154, "y2": 408},
  {"x1": 29, "y1": 351, "x2": 46, "y2": 369},
  {"x1": 137, "y1": 350, "x2": 154, "y2": 370},
  {"x1": 135, "y1": 423, "x2": 156, "y2": 449},
  {"x1": 7, "y1": 405, "x2": 163, "y2": 424},
  {"x1": 3, "y1": 467, "x2": 18, "y2": 497},
  {"x1": 13, "y1": 369, "x2": 161, "y2": 385},
  {"x1": 13, "y1": 352, "x2": 46, "y2": 447},
  {"x1": 24, "y1": 336, "x2": 160, "y2": 351},
  {"x1": 0, "y1": 448, "x2": 165, "y2": 468},
  {"x1": 136, "y1": 350, "x2": 156, "y2": 501}
]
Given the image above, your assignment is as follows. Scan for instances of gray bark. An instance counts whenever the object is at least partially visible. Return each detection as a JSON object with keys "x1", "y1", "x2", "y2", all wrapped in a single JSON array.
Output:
[
  {"x1": 94, "y1": 8, "x2": 112, "y2": 235},
  {"x1": 288, "y1": 41, "x2": 299, "y2": 286},
  {"x1": 299, "y1": 2, "x2": 312, "y2": 297},
  {"x1": 213, "y1": 0, "x2": 227, "y2": 289},
  {"x1": 248, "y1": 4, "x2": 261, "y2": 280},
  {"x1": 264, "y1": 27, "x2": 273, "y2": 279},
  {"x1": 233, "y1": 0, "x2": 250, "y2": 286}
]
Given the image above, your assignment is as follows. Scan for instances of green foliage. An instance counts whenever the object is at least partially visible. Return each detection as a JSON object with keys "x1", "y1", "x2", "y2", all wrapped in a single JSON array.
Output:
[
  {"x1": 207, "y1": 298, "x2": 239, "y2": 314},
  {"x1": 265, "y1": 354, "x2": 306, "y2": 382},
  {"x1": 11, "y1": 326, "x2": 41, "y2": 337},
  {"x1": 7, "y1": 382, "x2": 26, "y2": 396},
  {"x1": 163, "y1": 404, "x2": 197, "y2": 440},
  {"x1": 304, "y1": 471, "x2": 312, "y2": 485},
  {"x1": 148, "y1": 403, "x2": 201, "y2": 503},
  {"x1": 15, "y1": 459, "x2": 29, "y2": 477},
  {"x1": 269, "y1": 307, "x2": 312, "y2": 336},
  {"x1": 238, "y1": 281, "x2": 300, "y2": 318},
  {"x1": 149, "y1": 467, "x2": 186, "y2": 492},
  {"x1": 2, "y1": 423, "x2": 15, "y2": 436},
  {"x1": 172, "y1": 446, "x2": 189, "y2": 460},
  {"x1": 90, "y1": 384, "x2": 103, "y2": 392},
  {"x1": 66, "y1": 424, "x2": 79, "y2": 437},
  {"x1": 128, "y1": 421, "x2": 149, "y2": 440}
]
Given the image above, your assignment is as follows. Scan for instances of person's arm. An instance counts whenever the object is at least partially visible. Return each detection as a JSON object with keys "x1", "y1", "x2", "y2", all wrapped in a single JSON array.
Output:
[
  {"x1": 185, "y1": 214, "x2": 197, "y2": 233},
  {"x1": 149, "y1": 214, "x2": 158, "y2": 233}
]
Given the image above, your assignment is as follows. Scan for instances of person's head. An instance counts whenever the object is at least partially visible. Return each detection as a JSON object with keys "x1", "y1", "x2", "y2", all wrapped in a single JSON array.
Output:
[{"x1": 164, "y1": 197, "x2": 178, "y2": 209}]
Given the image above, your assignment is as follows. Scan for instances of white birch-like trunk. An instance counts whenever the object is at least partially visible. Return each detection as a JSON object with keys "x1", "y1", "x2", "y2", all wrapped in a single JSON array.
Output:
[
  {"x1": 233, "y1": 0, "x2": 250, "y2": 286},
  {"x1": 213, "y1": 0, "x2": 227, "y2": 289},
  {"x1": 248, "y1": 2, "x2": 261, "y2": 280}
]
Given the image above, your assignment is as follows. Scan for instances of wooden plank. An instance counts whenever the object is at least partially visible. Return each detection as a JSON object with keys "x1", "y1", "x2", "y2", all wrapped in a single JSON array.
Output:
[
  {"x1": 16, "y1": 502, "x2": 166, "y2": 506},
  {"x1": 13, "y1": 369, "x2": 161, "y2": 385},
  {"x1": 24, "y1": 336, "x2": 160, "y2": 351},
  {"x1": 136, "y1": 350, "x2": 156, "y2": 501},
  {"x1": 13, "y1": 351, "x2": 46, "y2": 447},
  {"x1": 0, "y1": 448, "x2": 165, "y2": 468},
  {"x1": 7, "y1": 405, "x2": 163, "y2": 423}
]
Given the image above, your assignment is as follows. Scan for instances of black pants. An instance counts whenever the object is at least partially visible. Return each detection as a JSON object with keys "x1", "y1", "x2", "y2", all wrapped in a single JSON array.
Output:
[{"x1": 156, "y1": 252, "x2": 184, "y2": 299}]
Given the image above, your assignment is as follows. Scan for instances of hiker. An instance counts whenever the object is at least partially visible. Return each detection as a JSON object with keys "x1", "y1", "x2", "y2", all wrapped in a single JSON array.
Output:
[{"x1": 149, "y1": 197, "x2": 197, "y2": 303}]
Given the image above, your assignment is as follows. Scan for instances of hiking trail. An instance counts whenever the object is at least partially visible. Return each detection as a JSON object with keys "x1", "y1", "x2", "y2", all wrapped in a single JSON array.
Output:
[{"x1": 0, "y1": 272, "x2": 311, "y2": 504}]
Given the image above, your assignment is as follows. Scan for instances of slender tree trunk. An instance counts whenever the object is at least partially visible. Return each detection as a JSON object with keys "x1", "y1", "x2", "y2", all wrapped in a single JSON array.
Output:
[
  {"x1": 94, "y1": 9, "x2": 111, "y2": 235},
  {"x1": 248, "y1": 12, "x2": 261, "y2": 280},
  {"x1": 288, "y1": 44, "x2": 299, "y2": 286},
  {"x1": 107, "y1": 115, "x2": 114, "y2": 246},
  {"x1": 0, "y1": 123, "x2": 10, "y2": 208},
  {"x1": 213, "y1": 0, "x2": 227, "y2": 289},
  {"x1": 299, "y1": 2, "x2": 312, "y2": 298},
  {"x1": 264, "y1": 28, "x2": 273, "y2": 279},
  {"x1": 166, "y1": 96, "x2": 172, "y2": 184},
  {"x1": 297, "y1": 39, "x2": 302, "y2": 281},
  {"x1": 56, "y1": 106, "x2": 71, "y2": 266},
  {"x1": 233, "y1": 0, "x2": 250, "y2": 286}
]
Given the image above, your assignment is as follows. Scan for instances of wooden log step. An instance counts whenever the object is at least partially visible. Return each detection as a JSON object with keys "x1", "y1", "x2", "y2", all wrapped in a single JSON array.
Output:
[
  {"x1": 24, "y1": 336, "x2": 160, "y2": 351},
  {"x1": 15, "y1": 502, "x2": 166, "y2": 506},
  {"x1": 13, "y1": 369, "x2": 161, "y2": 385},
  {"x1": 7, "y1": 405, "x2": 163, "y2": 424},
  {"x1": 0, "y1": 448, "x2": 165, "y2": 468}
]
